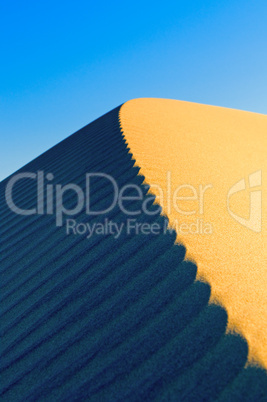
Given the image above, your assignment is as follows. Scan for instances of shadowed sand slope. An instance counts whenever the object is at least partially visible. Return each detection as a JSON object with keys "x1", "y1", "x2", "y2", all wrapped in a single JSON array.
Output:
[
  {"x1": 120, "y1": 98, "x2": 267, "y2": 368},
  {"x1": 0, "y1": 105, "x2": 266, "y2": 400}
]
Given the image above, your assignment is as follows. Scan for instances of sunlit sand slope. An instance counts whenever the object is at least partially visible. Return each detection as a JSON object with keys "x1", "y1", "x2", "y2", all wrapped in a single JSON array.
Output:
[
  {"x1": 120, "y1": 98, "x2": 267, "y2": 367},
  {"x1": 1, "y1": 105, "x2": 267, "y2": 399}
]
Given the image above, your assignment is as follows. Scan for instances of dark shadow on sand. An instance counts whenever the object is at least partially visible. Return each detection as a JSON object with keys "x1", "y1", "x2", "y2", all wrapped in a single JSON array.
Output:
[{"x1": 0, "y1": 106, "x2": 266, "y2": 401}]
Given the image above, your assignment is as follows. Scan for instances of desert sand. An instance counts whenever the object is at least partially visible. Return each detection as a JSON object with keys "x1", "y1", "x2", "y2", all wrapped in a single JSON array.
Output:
[{"x1": 120, "y1": 98, "x2": 267, "y2": 367}]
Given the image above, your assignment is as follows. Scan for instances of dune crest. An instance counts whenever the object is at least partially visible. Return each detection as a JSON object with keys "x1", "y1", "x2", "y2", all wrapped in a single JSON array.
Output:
[{"x1": 120, "y1": 97, "x2": 267, "y2": 367}]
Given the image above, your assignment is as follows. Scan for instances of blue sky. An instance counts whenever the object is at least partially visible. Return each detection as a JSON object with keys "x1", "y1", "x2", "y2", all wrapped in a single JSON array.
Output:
[{"x1": 1, "y1": 1, "x2": 267, "y2": 180}]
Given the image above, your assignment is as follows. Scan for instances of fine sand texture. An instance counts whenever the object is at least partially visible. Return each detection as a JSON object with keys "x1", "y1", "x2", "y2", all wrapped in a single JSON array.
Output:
[
  {"x1": 1, "y1": 104, "x2": 266, "y2": 400},
  {"x1": 120, "y1": 98, "x2": 267, "y2": 368}
]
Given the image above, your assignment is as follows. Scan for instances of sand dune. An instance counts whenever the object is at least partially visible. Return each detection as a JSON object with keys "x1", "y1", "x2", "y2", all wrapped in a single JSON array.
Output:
[
  {"x1": 120, "y1": 98, "x2": 267, "y2": 367},
  {"x1": 1, "y1": 104, "x2": 266, "y2": 400}
]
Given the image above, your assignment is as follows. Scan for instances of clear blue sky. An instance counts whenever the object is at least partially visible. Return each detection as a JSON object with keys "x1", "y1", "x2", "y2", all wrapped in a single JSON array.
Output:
[{"x1": 1, "y1": 1, "x2": 267, "y2": 180}]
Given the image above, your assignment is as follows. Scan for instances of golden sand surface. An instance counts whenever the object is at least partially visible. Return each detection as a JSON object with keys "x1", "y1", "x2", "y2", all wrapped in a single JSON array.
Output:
[{"x1": 120, "y1": 98, "x2": 267, "y2": 367}]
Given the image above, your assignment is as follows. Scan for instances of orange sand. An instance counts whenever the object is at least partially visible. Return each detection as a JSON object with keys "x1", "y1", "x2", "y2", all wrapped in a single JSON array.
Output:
[{"x1": 120, "y1": 98, "x2": 267, "y2": 367}]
